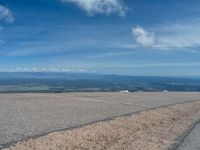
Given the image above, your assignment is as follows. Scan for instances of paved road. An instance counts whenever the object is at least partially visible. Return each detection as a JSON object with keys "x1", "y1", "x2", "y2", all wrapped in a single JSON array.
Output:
[
  {"x1": 0, "y1": 92, "x2": 200, "y2": 147},
  {"x1": 177, "y1": 122, "x2": 200, "y2": 150}
]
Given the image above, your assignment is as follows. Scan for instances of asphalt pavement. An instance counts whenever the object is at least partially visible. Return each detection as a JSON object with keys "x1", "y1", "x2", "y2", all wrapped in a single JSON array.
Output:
[
  {"x1": 0, "y1": 92, "x2": 200, "y2": 148},
  {"x1": 177, "y1": 121, "x2": 200, "y2": 150}
]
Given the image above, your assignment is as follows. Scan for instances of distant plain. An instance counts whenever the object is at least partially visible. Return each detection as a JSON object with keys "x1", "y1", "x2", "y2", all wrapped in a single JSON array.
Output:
[{"x1": 0, "y1": 72, "x2": 200, "y2": 93}]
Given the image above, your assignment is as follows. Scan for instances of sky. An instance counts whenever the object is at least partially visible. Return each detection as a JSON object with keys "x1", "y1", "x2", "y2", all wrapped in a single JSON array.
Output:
[{"x1": 0, "y1": 0, "x2": 200, "y2": 76}]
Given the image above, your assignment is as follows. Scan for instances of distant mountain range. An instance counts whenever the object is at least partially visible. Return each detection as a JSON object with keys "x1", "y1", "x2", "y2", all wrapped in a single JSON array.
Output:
[{"x1": 0, "y1": 72, "x2": 200, "y2": 93}]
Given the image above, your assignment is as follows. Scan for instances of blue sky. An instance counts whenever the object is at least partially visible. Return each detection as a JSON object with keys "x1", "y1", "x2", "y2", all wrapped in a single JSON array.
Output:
[{"x1": 0, "y1": 0, "x2": 200, "y2": 76}]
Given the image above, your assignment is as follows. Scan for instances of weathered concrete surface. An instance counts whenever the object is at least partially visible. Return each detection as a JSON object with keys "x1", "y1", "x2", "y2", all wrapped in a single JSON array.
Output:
[{"x1": 0, "y1": 92, "x2": 200, "y2": 147}]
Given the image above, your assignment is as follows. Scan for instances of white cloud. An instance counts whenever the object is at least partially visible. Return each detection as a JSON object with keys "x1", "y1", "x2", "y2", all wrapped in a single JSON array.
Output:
[
  {"x1": 131, "y1": 22, "x2": 200, "y2": 51},
  {"x1": 154, "y1": 22, "x2": 200, "y2": 50},
  {"x1": 0, "y1": 26, "x2": 4, "y2": 44},
  {"x1": 61, "y1": 0, "x2": 127, "y2": 16},
  {"x1": 0, "y1": 5, "x2": 14, "y2": 23},
  {"x1": 0, "y1": 67, "x2": 90, "y2": 73},
  {"x1": 132, "y1": 26, "x2": 155, "y2": 47}
]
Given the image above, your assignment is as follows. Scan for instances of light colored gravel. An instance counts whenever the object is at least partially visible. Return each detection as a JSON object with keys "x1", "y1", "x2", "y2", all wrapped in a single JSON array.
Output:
[{"x1": 4, "y1": 101, "x2": 200, "y2": 150}]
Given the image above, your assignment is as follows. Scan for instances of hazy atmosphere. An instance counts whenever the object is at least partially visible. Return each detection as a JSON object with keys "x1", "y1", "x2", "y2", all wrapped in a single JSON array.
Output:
[{"x1": 1, "y1": 0, "x2": 200, "y2": 76}]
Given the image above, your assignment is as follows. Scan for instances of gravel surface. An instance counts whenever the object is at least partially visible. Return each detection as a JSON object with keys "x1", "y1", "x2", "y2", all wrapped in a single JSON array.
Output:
[
  {"x1": 4, "y1": 101, "x2": 200, "y2": 150},
  {"x1": 0, "y1": 92, "x2": 200, "y2": 147}
]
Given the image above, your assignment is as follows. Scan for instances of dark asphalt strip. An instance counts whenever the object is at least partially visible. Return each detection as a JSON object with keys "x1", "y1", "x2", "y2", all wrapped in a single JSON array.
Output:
[
  {"x1": 1, "y1": 99, "x2": 199, "y2": 150},
  {"x1": 168, "y1": 118, "x2": 200, "y2": 150}
]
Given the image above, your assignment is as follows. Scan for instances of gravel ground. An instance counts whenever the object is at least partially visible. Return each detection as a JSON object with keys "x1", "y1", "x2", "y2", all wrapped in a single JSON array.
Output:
[
  {"x1": 4, "y1": 101, "x2": 200, "y2": 150},
  {"x1": 1, "y1": 92, "x2": 200, "y2": 148}
]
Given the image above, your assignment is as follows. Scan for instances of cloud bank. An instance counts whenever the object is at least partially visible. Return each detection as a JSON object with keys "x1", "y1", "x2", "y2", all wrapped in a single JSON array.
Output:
[
  {"x1": 0, "y1": 5, "x2": 14, "y2": 23},
  {"x1": 132, "y1": 26, "x2": 155, "y2": 47},
  {"x1": 61, "y1": 0, "x2": 127, "y2": 16},
  {"x1": 0, "y1": 67, "x2": 90, "y2": 73}
]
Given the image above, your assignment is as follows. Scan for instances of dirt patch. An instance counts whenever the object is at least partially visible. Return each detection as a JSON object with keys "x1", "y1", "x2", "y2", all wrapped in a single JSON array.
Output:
[{"x1": 4, "y1": 101, "x2": 200, "y2": 150}]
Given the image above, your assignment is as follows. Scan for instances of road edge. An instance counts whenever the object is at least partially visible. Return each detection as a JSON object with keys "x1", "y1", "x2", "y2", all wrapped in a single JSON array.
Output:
[{"x1": 168, "y1": 117, "x2": 200, "y2": 150}]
